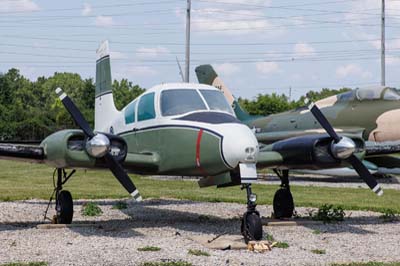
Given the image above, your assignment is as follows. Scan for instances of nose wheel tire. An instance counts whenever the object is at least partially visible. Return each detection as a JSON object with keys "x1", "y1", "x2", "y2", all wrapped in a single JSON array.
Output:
[
  {"x1": 273, "y1": 187, "x2": 294, "y2": 219},
  {"x1": 241, "y1": 211, "x2": 263, "y2": 243},
  {"x1": 56, "y1": 190, "x2": 74, "y2": 224}
]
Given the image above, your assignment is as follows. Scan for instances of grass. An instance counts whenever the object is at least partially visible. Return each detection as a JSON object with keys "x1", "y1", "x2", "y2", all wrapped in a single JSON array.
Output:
[
  {"x1": 379, "y1": 209, "x2": 399, "y2": 223},
  {"x1": 112, "y1": 201, "x2": 128, "y2": 210},
  {"x1": 0, "y1": 263, "x2": 48, "y2": 266},
  {"x1": 311, "y1": 249, "x2": 326, "y2": 254},
  {"x1": 274, "y1": 242, "x2": 289, "y2": 249},
  {"x1": 0, "y1": 160, "x2": 400, "y2": 214},
  {"x1": 313, "y1": 229, "x2": 322, "y2": 235},
  {"x1": 331, "y1": 263, "x2": 400, "y2": 266},
  {"x1": 137, "y1": 246, "x2": 161, "y2": 252},
  {"x1": 265, "y1": 234, "x2": 275, "y2": 242},
  {"x1": 140, "y1": 261, "x2": 192, "y2": 266},
  {"x1": 188, "y1": 249, "x2": 210, "y2": 256},
  {"x1": 81, "y1": 202, "x2": 103, "y2": 216}
]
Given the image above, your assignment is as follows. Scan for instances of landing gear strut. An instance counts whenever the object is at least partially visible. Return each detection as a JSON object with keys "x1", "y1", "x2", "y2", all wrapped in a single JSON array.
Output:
[
  {"x1": 44, "y1": 168, "x2": 75, "y2": 224},
  {"x1": 273, "y1": 169, "x2": 294, "y2": 219},
  {"x1": 241, "y1": 184, "x2": 263, "y2": 243}
]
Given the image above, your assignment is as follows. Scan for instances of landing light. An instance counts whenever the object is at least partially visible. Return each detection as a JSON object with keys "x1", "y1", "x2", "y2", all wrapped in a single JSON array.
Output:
[{"x1": 249, "y1": 193, "x2": 257, "y2": 203}]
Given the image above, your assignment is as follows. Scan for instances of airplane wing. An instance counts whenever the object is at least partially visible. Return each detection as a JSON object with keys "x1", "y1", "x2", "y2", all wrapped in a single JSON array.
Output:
[
  {"x1": 255, "y1": 127, "x2": 365, "y2": 144},
  {"x1": 0, "y1": 143, "x2": 45, "y2": 163}
]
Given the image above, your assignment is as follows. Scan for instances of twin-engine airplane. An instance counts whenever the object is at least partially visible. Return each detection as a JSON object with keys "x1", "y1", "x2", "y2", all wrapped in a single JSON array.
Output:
[
  {"x1": 196, "y1": 64, "x2": 387, "y2": 219},
  {"x1": 0, "y1": 41, "x2": 382, "y2": 243}
]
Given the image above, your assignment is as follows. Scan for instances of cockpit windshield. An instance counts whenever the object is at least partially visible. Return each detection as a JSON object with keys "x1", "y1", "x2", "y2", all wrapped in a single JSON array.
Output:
[
  {"x1": 161, "y1": 89, "x2": 207, "y2": 116},
  {"x1": 199, "y1": 89, "x2": 234, "y2": 114},
  {"x1": 383, "y1": 88, "x2": 400, "y2": 100},
  {"x1": 356, "y1": 86, "x2": 400, "y2": 101}
]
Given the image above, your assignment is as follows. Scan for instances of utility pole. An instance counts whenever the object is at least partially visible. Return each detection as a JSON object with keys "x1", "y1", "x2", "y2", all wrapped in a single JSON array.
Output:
[
  {"x1": 381, "y1": 0, "x2": 385, "y2": 86},
  {"x1": 288, "y1": 86, "x2": 292, "y2": 102},
  {"x1": 185, "y1": 0, "x2": 191, "y2": 83}
]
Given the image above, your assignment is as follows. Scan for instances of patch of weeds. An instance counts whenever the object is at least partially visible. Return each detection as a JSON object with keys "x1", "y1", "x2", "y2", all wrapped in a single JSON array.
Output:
[
  {"x1": 112, "y1": 201, "x2": 128, "y2": 210},
  {"x1": 379, "y1": 209, "x2": 398, "y2": 223},
  {"x1": 313, "y1": 229, "x2": 322, "y2": 235},
  {"x1": 198, "y1": 214, "x2": 211, "y2": 222},
  {"x1": 275, "y1": 242, "x2": 289, "y2": 249},
  {"x1": 81, "y1": 202, "x2": 103, "y2": 216},
  {"x1": 188, "y1": 249, "x2": 210, "y2": 256},
  {"x1": 309, "y1": 204, "x2": 345, "y2": 223},
  {"x1": 265, "y1": 234, "x2": 275, "y2": 242},
  {"x1": 137, "y1": 246, "x2": 161, "y2": 252},
  {"x1": 140, "y1": 260, "x2": 192, "y2": 266},
  {"x1": 0, "y1": 262, "x2": 48, "y2": 266},
  {"x1": 311, "y1": 249, "x2": 326, "y2": 254}
]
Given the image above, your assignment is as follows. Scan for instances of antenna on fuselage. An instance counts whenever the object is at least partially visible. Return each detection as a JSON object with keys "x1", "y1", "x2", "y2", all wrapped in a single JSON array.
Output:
[{"x1": 176, "y1": 56, "x2": 185, "y2": 82}]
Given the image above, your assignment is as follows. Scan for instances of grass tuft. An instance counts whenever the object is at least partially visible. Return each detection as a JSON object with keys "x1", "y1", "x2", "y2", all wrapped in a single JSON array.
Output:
[
  {"x1": 188, "y1": 249, "x2": 210, "y2": 256},
  {"x1": 81, "y1": 202, "x2": 103, "y2": 216},
  {"x1": 137, "y1": 246, "x2": 161, "y2": 252},
  {"x1": 112, "y1": 201, "x2": 128, "y2": 210},
  {"x1": 311, "y1": 249, "x2": 326, "y2": 254},
  {"x1": 275, "y1": 242, "x2": 289, "y2": 249},
  {"x1": 0, "y1": 262, "x2": 48, "y2": 266},
  {"x1": 379, "y1": 209, "x2": 398, "y2": 223},
  {"x1": 313, "y1": 229, "x2": 322, "y2": 235},
  {"x1": 309, "y1": 204, "x2": 345, "y2": 223},
  {"x1": 265, "y1": 234, "x2": 275, "y2": 242}
]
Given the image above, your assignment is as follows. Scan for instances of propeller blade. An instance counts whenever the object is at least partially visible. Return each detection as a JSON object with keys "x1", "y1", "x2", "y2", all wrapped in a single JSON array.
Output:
[
  {"x1": 104, "y1": 153, "x2": 142, "y2": 202},
  {"x1": 346, "y1": 155, "x2": 383, "y2": 196},
  {"x1": 307, "y1": 102, "x2": 341, "y2": 143},
  {"x1": 55, "y1": 88, "x2": 95, "y2": 138}
]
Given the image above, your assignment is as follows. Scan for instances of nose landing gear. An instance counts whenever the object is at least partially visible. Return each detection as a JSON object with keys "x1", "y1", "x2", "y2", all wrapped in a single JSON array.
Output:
[{"x1": 241, "y1": 184, "x2": 263, "y2": 243}]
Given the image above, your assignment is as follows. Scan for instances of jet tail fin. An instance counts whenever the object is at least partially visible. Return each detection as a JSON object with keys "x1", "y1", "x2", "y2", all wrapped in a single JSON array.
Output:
[
  {"x1": 95, "y1": 40, "x2": 119, "y2": 133},
  {"x1": 195, "y1": 64, "x2": 256, "y2": 122}
]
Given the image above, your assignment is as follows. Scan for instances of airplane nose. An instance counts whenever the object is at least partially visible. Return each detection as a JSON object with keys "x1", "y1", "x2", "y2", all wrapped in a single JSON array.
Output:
[{"x1": 221, "y1": 124, "x2": 259, "y2": 168}]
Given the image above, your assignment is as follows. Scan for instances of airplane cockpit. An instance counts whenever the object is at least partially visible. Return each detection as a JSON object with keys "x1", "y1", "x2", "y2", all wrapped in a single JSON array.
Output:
[
  {"x1": 337, "y1": 86, "x2": 400, "y2": 102},
  {"x1": 123, "y1": 83, "x2": 235, "y2": 126}
]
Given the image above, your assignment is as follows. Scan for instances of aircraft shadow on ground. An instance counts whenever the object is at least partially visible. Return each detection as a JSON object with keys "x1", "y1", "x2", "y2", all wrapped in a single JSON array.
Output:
[{"x1": 0, "y1": 199, "x2": 397, "y2": 237}]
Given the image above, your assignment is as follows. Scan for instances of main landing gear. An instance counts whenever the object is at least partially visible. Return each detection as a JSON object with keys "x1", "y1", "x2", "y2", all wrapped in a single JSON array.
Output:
[
  {"x1": 273, "y1": 169, "x2": 294, "y2": 219},
  {"x1": 44, "y1": 168, "x2": 76, "y2": 224},
  {"x1": 241, "y1": 184, "x2": 263, "y2": 243}
]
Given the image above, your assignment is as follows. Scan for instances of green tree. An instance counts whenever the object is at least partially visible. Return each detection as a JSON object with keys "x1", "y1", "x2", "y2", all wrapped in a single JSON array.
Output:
[{"x1": 112, "y1": 79, "x2": 145, "y2": 110}]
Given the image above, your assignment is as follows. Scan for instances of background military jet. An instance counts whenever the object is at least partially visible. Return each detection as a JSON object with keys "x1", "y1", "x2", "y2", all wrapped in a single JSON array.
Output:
[
  {"x1": 196, "y1": 64, "x2": 397, "y2": 218},
  {"x1": 0, "y1": 42, "x2": 384, "y2": 243}
]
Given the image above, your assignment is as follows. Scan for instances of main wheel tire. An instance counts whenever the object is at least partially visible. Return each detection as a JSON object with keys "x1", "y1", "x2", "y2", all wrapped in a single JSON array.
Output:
[
  {"x1": 273, "y1": 187, "x2": 294, "y2": 219},
  {"x1": 241, "y1": 212, "x2": 263, "y2": 243},
  {"x1": 56, "y1": 190, "x2": 73, "y2": 224}
]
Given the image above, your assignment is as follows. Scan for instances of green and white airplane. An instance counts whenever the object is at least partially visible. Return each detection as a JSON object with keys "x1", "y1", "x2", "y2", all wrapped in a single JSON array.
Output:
[{"x1": 0, "y1": 41, "x2": 382, "y2": 243}]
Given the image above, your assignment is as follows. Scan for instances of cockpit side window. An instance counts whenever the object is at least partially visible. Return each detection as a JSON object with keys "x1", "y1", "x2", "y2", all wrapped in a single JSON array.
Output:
[
  {"x1": 199, "y1": 89, "x2": 234, "y2": 114},
  {"x1": 383, "y1": 88, "x2": 400, "y2": 100},
  {"x1": 161, "y1": 89, "x2": 207, "y2": 116},
  {"x1": 125, "y1": 100, "x2": 137, "y2": 124},
  {"x1": 138, "y1": 93, "x2": 156, "y2": 121}
]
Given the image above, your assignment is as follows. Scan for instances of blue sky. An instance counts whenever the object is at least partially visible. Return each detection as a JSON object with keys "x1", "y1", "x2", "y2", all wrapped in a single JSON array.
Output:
[{"x1": 0, "y1": 0, "x2": 399, "y2": 100}]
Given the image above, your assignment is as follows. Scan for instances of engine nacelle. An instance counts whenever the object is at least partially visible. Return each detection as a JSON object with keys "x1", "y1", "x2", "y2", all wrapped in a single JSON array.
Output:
[
  {"x1": 269, "y1": 134, "x2": 364, "y2": 170},
  {"x1": 41, "y1": 129, "x2": 127, "y2": 169}
]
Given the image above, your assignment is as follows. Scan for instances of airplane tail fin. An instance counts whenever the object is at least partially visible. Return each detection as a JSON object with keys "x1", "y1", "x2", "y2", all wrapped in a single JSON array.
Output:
[
  {"x1": 195, "y1": 64, "x2": 255, "y2": 122},
  {"x1": 95, "y1": 40, "x2": 119, "y2": 133}
]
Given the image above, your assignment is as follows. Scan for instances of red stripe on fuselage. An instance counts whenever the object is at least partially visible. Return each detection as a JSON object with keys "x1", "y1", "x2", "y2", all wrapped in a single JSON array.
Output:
[{"x1": 195, "y1": 129, "x2": 208, "y2": 176}]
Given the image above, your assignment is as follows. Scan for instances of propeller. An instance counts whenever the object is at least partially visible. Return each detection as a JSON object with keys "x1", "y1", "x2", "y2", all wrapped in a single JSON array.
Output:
[
  {"x1": 307, "y1": 101, "x2": 383, "y2": 196},
  {"x1": 55, "y1": 88, "x2": 142, "y2": 202}
]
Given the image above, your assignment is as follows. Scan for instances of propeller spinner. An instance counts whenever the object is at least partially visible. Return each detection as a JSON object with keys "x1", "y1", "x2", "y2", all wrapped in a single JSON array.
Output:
[
  {"x1": 55, "y1": 88, "x2": 142, "y2": 202},
  {"x1": 307, "y1": 101, "x2": 383, "y2": 196}
]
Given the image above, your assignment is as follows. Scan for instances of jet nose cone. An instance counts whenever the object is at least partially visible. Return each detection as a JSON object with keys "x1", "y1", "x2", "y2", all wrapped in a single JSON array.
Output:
[{"x1": 221, "y1": 124, "x2": 259, "y2": 168}]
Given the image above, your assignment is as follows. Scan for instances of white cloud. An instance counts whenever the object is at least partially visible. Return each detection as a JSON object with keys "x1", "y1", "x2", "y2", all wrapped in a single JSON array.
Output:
[
  {"x1": 336, "y1": 63, "x2": 371, "y2": 79},
  {"x1": 82, "y1": 3, "x2": 92, "y2": 16},
  {"x1": 214, "y1": 63, "x2": 240, "y2": 76},
  {"x1": 255, "y1": 62, "x2": 279, "y2": 75},
  {"x1": 0, "y1": 0, "x2": 39, "y2": 12},
  {"x1": 136, "y1": 46, "x2": 170, "y2": 58},
  {"x1": 95, "y1": 16, "x2": 114, "y2": 27},
  {"x1": 293, "y1": 42, "x2": 316, "y2": 57}
]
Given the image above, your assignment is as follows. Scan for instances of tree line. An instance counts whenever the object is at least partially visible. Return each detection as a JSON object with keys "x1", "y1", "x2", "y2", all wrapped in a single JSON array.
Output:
[{"x1": 0, "y1": 68, "x2": 349, "y2": 141}]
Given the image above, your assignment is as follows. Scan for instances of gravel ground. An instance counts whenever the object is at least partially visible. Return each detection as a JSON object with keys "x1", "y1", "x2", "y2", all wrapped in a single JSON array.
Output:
[{"x1": 0, "y1": 199, "x2": 399, "y2": 266}]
